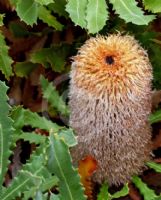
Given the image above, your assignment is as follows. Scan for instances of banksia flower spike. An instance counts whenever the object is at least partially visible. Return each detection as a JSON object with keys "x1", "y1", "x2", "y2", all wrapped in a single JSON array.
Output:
[{"x1": 69, "y1": 34, "x2": 152, "y2": 185}]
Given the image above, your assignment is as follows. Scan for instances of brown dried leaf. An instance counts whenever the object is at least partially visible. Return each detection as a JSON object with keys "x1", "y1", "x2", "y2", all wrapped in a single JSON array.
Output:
[
  {"x1": 128, "y1": 183, "x2": 142, "y2": 200},
  {"x1": 142, "y1": 171, "x2": 161, "y2": 189},
  {"x1": 8, "y1": 77, "x2": 22, "y2": 105},
  {"x1": 153, "y1": 130, "x2": 161, "y2": 150},
  {"x1": 0, "y1": 0, "x2": 13, "y2": 11},
  {"x1": 78, "y1": 156, "x2": 98, "y2": 200},
  {"x1": 152, "y1": 90, "x2": 161, "y2": 111}
]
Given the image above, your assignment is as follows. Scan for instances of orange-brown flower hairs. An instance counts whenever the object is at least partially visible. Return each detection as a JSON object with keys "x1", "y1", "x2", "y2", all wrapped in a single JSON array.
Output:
[{"x1": 69, "y1": 34, "x2": 152, "y2": 185}]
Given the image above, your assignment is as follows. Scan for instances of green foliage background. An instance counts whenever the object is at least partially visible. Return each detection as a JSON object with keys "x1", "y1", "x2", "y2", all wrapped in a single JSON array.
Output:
[{"x1": 1, "y1": 0, "x2": 161, "y2": 199}]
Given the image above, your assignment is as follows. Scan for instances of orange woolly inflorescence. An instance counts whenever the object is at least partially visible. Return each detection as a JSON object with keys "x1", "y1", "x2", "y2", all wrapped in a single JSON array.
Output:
[{"x1": 69, "y1": 34, "x2": 152, "y2": 185}]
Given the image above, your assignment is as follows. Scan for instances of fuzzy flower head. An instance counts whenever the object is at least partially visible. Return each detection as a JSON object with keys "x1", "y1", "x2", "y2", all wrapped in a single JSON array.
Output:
[
  {"x1": 69, "y1": 34, "x2": 152, "y2": 185},
  {"x1": 72, "y1": 34, "x2": 152, "y2": 99}
]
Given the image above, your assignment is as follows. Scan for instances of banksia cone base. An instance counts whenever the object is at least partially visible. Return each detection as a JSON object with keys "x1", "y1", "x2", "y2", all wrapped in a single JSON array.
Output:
[{"x1": 69, "y1": 34, "x2": 152, "y2": 185}]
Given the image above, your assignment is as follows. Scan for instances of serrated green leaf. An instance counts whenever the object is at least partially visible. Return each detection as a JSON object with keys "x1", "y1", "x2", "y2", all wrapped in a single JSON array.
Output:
[
  {"x1": 86, "y1": 0, "x2": 108, "y2": 34},
  {"x1": 38, "y1": 6, "x2": 63, "y2": 31},
  {"x1": 16, "y1": 0, "x2": 38, "y2": 25},
  {"x1": 41, "y1": 176, "x2": 58, "y2": 192},
  {"x1": 49, "y1": 128, "x2": 77, "y2": 148},
  {"x1": 1, "y1": 143, "x2": 52, "y2": 200},
  {"x1": 11, "y1": 106, "x2": 61, "y2": 131},
  {"x1": 154, "y1": 196, "x2": 161, "y2": 200},
  {"x1": 97, "y1": 183, "x2": 129, "y2": 200},
  {"x1": 48, "y1": 0, "x2": 68, "y2": 18},
  {"x1": 35, "y1": 191, "x2": 44, "y2": 200},
  {"x1": 30, "y1": 44, "x2": 70, "y2": 72},
  {"x1": 97, "y1": 183, "x2": 109, "y2": 200},
  {"x1": 0, "y1": 81, "x2": 13, "y2": 192},
  {"x1": 40, "y1": 75, "x2": 69, "y2": 116},
  {"x1": 58, "y1": 129, "x2": 77, "y2": 147},
  {"x1": 50, "y1": 194, "x2": 60, "y2": 200},
  {"x1": 35, "y1": 190, "x2": 55, "y2": 200},
  {"x1": 43, "y1": 193, "x2": 49, "y2": 200},
  {"x1": 35, "y1": 0, "x2": 53, "y2": 6},
  {"x1": 47, "y1": 134, "x2": 86, "y2": 200},
  {"x1": 9, "y1": 0, "x2": 19, "y2": 6},
  {"x1": 66, "y1": 0, "x2": 87, "y2": 28},
  {"x1": 147, "y1": 161, "x2": 161, "y2": 173},
  {"x1": 0, "y1": 32, "x2": 13, "y2": 79},
  {"x1": 149, "y1": 110, "x2": 161, "y2": 124},
  {"x1": 23, "y1": 173, "x2": 58, "y2": 199},
  {"x1": 151, "y1": 39, "x2": 161, "y2": 46},
  {"x1": 14, "y1": 62, "x2": 38, "y2": 77},
  {"x1": 143, "y1": 0, "x2": 161, "y2": 13},
  {"x1": 9, "y1": 22, "x2": 31, "y2": 37},
  {"x1": 149, "y1": 43, "x2": 161, "y2": 89},
  {"x1": 132, "y1": 176, "x2": 157, "y2": 200},
  {"x1": 1, "y1": 171, "x2": 42, "y2": 200},
  {"x1": 23, "y1": 187, "x2": 40, "y2": 200},
  {"x1": 0, "y1": 154, "x2": 45, "y2": 200},
  {"x1": 111, "y1": 184, "x2": 129, "y2": 199},
  {"x1": 30, "y1": 48, "x2": 50, "y2": 68},
  {"x1": 0, "y1": 14, "x2": 4, "y2": 26},
  {"x1": 17, "y1": 132, "x2": 46, "y2": 144},
  {"x1": 110, "y1": 0, "x2": 155, "y2": 25}
]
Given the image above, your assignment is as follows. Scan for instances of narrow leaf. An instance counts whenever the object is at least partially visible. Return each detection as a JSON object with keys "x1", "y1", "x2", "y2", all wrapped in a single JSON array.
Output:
[
  {"x1": 111, "y1": 184, "x2": 129, "y2": 199},
  {"x1": 110, "y1": 0, "x2": 155, "y2": 25},
  {"x1": 17, "y1": 132, "x2": 46, "y2": 144},
  {"x1": 97, "y1": 183, "x2": 109, "y2": 200},
  {"x1": 0, "y1": 81, "x2": 13, "y2": 191},
  {"x1": 40, "y1": 75, "x2": 70, "y2": 116},
  {"x1": 0, "y1": 32, "x2": 13, "y2": 79},
  {"x1": 16, "y1": 0, "x2": 38, "y2": 25},
  {"x1": 132, "y1": 176, "x2": 157, "y2": 200},
  {"x1": 143, "y1": 0, "x2": 161, "y2": 13},
  {"x1": 86, "y1": 0, "x2": 108, "y2": 34},
  {"x1": 9, "y1": 0, "x2": 19, "y2": 6},
  {"x1": 154, "y1": 196, "x2": 161, "y2": 200},
  {"x1": 9, "y1": 22, "x2": 31, "y2": 38},
  {"x1": 48, "y1": 0, "x2": 68, "y2": 18},
  {"x1": 23, "y1": 174, "x2": 58, "y2": 199},
  {"x1": 1, "y1": 171, "x2": 42, "y2": 200},
  {"x1": 41, "y1": 176, "x2": 58, "y2": 192},
  {"x1": 38, "y1": 6, "x2": 63, "y2": 31},
  {"x1": 35, "y1": 0, "x2": 53, "y2": 6},
  {"x1": 147, "y1": 161, "x2": 161, "y2": 173},
  {"x1": 30, "y1": 44, "x2": 70, "y2": 72},
  {"x1": 58, "y1": 129, "x2": 77, "y2": 147},
  {"x1": 43, "y1": 193, "x2": 49, "y2": 200},
  {"x1": 14, "y1": 62, "x2": 38, "y2": 78},
  {"x1": 35, "y1": 191, "x2": 44, "y2": 200},
  {"x1": 66, "y1": 0, "x2": 87, "y2": 28},
  {"x1": 11, "y1": 106, "x2": 61, "y2": 131},
  {"x1": 23, "y1": 187, "x2": 41, "y2": 200},
  {"x1": 0, "y1": 14, "x2": 4, "y2": 26},
  {"x1": 47, "y1": 134, "x2": 86, "y2": 200},
  {"x1": 149, "y1": 110, "x2": 161, "y2": 124},
  {"x1": 1, "y1": 143, "x2": 52, "y2": 200},
  {"x1": 50, "y1": 194, "x2": 60, "y2": 200},
  {"x1": 0, "y1": 154, "x2": 45, "y2": 200}
]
